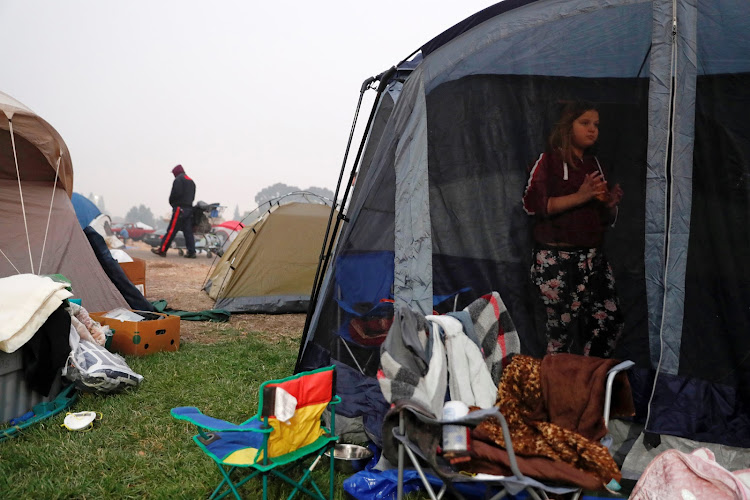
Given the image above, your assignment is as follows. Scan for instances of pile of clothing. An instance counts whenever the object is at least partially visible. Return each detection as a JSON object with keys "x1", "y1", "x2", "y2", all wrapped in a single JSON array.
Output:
[
  {"x1": 68, "y1": 301, "x2": 109, "y2": 345},
  {"x1": 0, "y1": 273, "x2": 142, "y2": 397},
  {"x1": 378, "y1": 291, "x2": 520, "y2": 416},
  {"x1": 0, "y1": 274, "x2": 74, "y2": 396},
  {"x1": 376, "y1": 289, "x2": 636, "y2": 492},
  {"x1": 0, "y1": 274, "x2": 72, "y2": 354},
  {"x1": 460, "y1": 353, "x2": 635, "y2": 490}
]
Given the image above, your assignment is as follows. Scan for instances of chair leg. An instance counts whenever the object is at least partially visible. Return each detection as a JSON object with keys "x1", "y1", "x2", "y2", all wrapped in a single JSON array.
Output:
[
  {"x1": 269, "y1": 467, "x2": 325, "y2": 500},
  {"x1": 209, "y1": 476, "x2": 229, "y2": 500},
  {"x1": 402, "y1": 445, "x2": 440, "y2": 500},
  {"x1": 287, "y1": 454, "x2": 324, "y2": 500},
  {"x1": 211, "y1": 465, "x2": 243, "y2": 500},
  {"x1": 329, "y1": 442, "x2": 335, "y2": 500},
  {"x1": 525, "y1": 487, "x2": 548, "y2": 500},
  {"x1": 395, "y1": 412, "x2": 443, "y2": 500},
  {"x1": 397, "y1": 413, "x2": 405, "y2": 500},
  {"x1": 306, "y1": 476, "x2": 326, "y2": 500},
  {"x1": 486, "y1": 487, "x2": 509, "y2": 500}
]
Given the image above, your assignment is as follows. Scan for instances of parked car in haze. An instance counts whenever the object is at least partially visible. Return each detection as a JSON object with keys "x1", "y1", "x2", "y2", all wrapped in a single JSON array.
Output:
[
  {"x1": 142, "y1": 231, "x2": 164, "y2": 247},
  {"x1": 110, "y1": 222, "x2": 155, "y2": 241}
]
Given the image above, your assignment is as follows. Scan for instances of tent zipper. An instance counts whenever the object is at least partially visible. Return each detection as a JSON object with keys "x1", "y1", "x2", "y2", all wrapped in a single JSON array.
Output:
[{"x1": 645, "y1": 0, "x2": 680, "y2": 433}]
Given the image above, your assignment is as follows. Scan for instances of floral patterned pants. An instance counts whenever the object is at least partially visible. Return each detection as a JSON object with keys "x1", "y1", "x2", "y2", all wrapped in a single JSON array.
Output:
[{"x1": 530, "y1": 247, "x2": 623, "y2": 358}]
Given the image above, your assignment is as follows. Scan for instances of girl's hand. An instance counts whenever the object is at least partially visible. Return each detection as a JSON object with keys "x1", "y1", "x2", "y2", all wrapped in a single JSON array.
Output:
[
  {"x1": 607, "y1": 183, "x2": 623, "y2": 208},
  {"x1": 578, "y1": 172, "x2": 607, "y2": 202}
]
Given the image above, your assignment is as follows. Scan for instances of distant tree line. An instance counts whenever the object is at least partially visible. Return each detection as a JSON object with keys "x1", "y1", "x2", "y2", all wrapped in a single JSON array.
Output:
[
  {"x1": 253, "y1": 183, "x2": 334, "y2": 207},
  {"x1": 235, "y1": 183, "x2": 334, "y2": 222},
  {"x1": 124, "y1": 204, "x2": 157, "y2": 228}
]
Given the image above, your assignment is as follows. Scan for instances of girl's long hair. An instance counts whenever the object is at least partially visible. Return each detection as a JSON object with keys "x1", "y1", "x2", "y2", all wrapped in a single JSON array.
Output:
[{"x1": 548, "y1": 100, "x2": 598, "y2": 168}]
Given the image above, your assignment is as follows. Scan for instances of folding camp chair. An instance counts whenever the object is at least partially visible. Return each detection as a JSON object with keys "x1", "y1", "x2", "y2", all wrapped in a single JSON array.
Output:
[
  {"x1": 392, "y1": 360, "x2": 635, "y2": 500},
  {"x1": 171, "y1": 366, "x2": 340, "y2": 500}
]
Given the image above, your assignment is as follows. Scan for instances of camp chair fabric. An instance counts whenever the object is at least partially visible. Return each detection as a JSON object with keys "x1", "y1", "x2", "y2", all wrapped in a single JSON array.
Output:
[{"x1": 171, "y1": 366, "x2": 340, "y2": 500}]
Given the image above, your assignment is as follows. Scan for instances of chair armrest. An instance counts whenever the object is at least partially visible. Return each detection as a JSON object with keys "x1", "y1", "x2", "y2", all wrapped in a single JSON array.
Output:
[
  {"x1": 603, "y1": 360, "x2": 635, "y2": 425},
  {"x1": 170, "y1": 406, "x2": 271, "y2": 433}
]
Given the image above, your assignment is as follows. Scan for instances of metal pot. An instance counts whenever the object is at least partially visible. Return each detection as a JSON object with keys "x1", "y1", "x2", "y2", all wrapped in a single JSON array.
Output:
[{"x1": 325, "y1": 443, "x2": 373, "y2": 474}]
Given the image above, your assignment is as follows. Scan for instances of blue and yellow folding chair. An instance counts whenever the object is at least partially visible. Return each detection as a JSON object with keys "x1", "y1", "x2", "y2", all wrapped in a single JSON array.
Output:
[{"x1": 171, "y1": 366, "x2": 340, "y2": 500}]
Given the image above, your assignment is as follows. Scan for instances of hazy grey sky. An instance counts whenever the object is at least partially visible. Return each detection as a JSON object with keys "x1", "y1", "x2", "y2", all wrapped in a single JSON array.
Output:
[{"x1": 0, "y1": 1, "x2": 496, "y2": 219}]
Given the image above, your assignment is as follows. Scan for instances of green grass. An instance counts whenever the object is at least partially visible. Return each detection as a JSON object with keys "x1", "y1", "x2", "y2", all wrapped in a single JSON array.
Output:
[{"x1": 0, "y1": 330, "x2": 353, "y2": 499}]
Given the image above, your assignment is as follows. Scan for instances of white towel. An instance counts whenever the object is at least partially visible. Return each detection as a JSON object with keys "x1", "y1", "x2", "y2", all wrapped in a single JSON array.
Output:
[
  {"x1": 427, "y1": 315, "x2": 496, "y2": 409},
  {"x1": 0, "y1": 274, "x2": 73, "y2": 353}
]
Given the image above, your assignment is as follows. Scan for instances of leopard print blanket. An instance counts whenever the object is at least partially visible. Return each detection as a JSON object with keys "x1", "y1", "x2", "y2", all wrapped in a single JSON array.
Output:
[{"x1": 474, "y1": 354, "x2": 621, "y2": 486}]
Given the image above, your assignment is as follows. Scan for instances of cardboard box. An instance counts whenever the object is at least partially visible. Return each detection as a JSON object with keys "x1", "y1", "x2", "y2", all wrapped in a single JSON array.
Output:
[
  {"x1": 119, "y1": 257, "x2": 146, "y2": 296},
  {"x1": 89, "y1": 310, "x2": 180, "y2": 356}
]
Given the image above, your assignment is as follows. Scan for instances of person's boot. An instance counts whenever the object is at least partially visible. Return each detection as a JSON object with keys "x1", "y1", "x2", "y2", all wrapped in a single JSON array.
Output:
[
  {"x1": 151, "y1": 248, "x2": 167, "y2": 257},
  {"x1": 184, "y1": 253, "x2": 197, "y2": 259}
]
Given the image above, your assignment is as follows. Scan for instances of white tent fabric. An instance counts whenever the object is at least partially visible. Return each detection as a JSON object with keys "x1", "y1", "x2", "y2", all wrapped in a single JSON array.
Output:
[{"x1": 89, "y1": 213, "x2": 125, "y2": 250}]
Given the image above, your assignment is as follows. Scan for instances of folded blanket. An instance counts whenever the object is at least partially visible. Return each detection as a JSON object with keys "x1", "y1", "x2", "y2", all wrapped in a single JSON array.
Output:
[
  {"x1": 540, "y1": 353, "x2": 635, "y2": 441},
  {"x1": 0, "y1": 274, "x2": 73, "y2": 353},
  {"x1": 451, "y1": 291, "x2": 520, "y2": 385},
  {"x1": 378, "y1": 306, "x2": 447, "y2": 417},
  {"x1": 630, "y1": 448, "x2": 750, "y2": 499},
  {"x1": 427, "y1": 314, "x2": 496, "y2": 408},
  {"x1": 464, "y1": 354, "x2": 628, "y2": 489}
]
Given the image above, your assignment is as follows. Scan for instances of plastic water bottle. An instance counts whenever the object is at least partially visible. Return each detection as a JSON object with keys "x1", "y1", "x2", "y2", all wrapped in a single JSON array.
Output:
[{"x1": 442, "y1": 401, "x2": 470, "y2": 453}]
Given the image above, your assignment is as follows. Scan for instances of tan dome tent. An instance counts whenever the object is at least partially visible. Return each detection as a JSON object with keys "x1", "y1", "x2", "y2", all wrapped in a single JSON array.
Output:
[
  {"x1": 1, "y1": 90, "x2": 128, "y2": 422},
  {"x1": 204, "y1": 201, "x2": 337, "y2": 313}
]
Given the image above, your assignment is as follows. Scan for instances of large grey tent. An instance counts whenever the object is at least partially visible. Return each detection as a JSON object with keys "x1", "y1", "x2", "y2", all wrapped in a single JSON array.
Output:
[{"x1": 296, "y1": 0, "x2": 750, "y2": 468}]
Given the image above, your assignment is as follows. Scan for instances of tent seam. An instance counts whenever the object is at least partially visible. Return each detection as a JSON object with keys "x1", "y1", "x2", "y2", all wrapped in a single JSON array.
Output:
[{"x1": 646, "y1": 0, "x2": 679, "y2": 432}]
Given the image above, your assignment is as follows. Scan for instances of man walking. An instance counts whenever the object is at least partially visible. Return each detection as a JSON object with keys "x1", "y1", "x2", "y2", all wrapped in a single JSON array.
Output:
[{"x1": 152, "y1": 164, "x2": 196, "y2": 258}]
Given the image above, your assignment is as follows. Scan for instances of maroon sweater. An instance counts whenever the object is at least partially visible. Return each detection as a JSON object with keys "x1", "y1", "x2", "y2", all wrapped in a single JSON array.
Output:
[{"x1": 522, "y1": 150, "x2": 610, "y2": 248}]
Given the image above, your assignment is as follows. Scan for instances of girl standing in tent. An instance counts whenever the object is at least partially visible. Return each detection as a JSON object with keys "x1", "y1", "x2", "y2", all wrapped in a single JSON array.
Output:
[{"x1": 522, "y1": 101, "x2": 624, "y2": 358}]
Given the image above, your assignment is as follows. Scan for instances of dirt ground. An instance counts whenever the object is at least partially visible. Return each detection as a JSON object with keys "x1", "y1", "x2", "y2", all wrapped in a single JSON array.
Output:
[{"x1": 127, "y1": 241, "x2": 306, "y2": 344}]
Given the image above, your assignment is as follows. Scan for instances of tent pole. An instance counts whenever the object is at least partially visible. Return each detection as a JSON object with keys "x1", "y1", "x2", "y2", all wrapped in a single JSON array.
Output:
[
  {"x1": 7, "y1": 118, "x2": 35, "y2": 274},
  {"x1": 38, "y1": 155, "x2": 63, "y2": 275},
  {"x1": 295, "y1": 67, "x2": 397, "y2": 372}
]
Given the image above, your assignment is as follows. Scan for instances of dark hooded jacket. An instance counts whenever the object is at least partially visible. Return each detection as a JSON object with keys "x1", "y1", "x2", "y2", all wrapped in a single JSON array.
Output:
[{"x1": 169, "y1": 173, "x2": 196, "y2": 208}]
